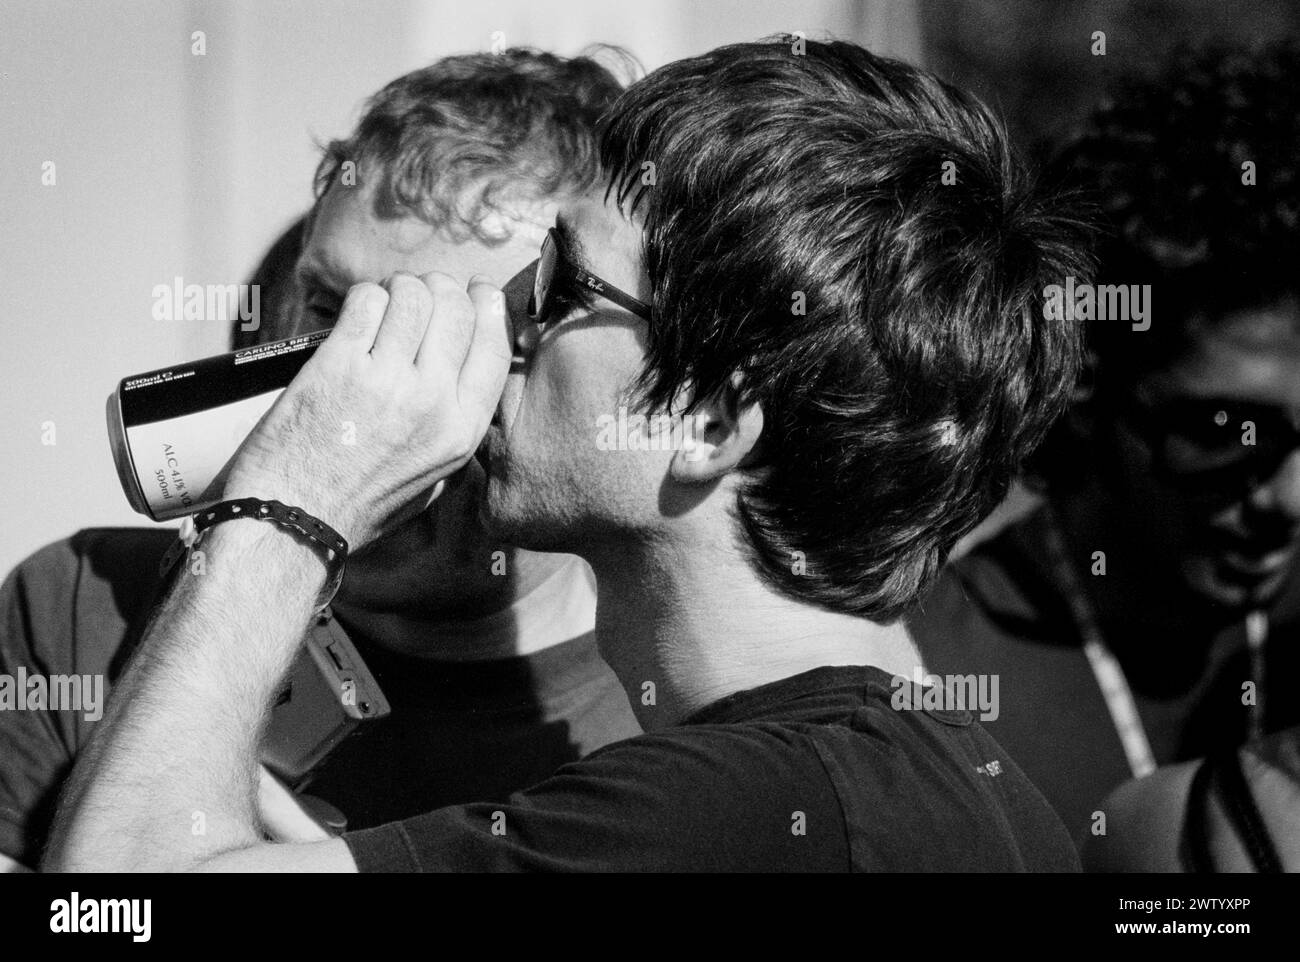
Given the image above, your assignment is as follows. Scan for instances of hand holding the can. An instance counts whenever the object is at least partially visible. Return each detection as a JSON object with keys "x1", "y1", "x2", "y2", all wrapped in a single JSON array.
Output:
[{"x1": 223, "y1": 271, "x2": 512, "y2": 547}]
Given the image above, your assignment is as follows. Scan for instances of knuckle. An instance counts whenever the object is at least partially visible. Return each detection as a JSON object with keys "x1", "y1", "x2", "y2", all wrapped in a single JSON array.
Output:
[
  {"x1": 384, "y1": 271, "x2": 423, "y2": 294},
  {"x1": 423, "y1": 272, "x2": 471, "y2": 312},
  {"x1": 419, "y1": 270, "x2": 459, "y2": 293},
  {"x1": 387, "y1": 272, "x2": 433, "y2": 311},
  {"x1": 348, "y1": 280, "x2": 388, "y2": 305},
  {"x1": 338, "y1": 282, "x2": 388, "y2": 330}
]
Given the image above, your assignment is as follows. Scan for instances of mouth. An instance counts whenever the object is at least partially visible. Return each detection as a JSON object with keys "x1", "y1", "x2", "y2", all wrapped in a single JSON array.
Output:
[
  {"x1": 1206, "y1": 531, "x2": 1298, "y2": 593},
  {"x1": 1207, "y1": 521, "x2": 1298, "y2": 573},
  {"x1": 1220, "y1": 545, "x2": 1295, "y2": 579}
]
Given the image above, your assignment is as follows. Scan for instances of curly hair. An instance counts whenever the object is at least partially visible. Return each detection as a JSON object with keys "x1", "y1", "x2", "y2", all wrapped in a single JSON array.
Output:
[
  {"x1": 315, "y1": 47, "x2": 632, "y2": 242},
  {"x1": 1031, "y1": 42, "x2": 1300, "y2": 484},
  {"x1": 233, "y1": 47, "x2": 632, "y2": 349},
  {"x1": 1066, "y1": 43, "x2": 1299, "y2": 368},
  {"x1": 600, "y1": 38, "x2": 1095, "y2": 622}
]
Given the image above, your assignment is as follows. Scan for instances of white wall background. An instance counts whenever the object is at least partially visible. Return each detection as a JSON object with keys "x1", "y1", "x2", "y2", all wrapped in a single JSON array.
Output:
[{"x1": 0, "y1": 0, "x2": 920, "y2": 577}]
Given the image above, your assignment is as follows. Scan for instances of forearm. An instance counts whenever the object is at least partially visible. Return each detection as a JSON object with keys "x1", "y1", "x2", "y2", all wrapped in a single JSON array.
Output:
[
  {"x1": 40, "y1": 272, "x2": 504, "y2": 874},
  {"x1": 43, "y1": 521, "x2": 325, "y2": 872}
]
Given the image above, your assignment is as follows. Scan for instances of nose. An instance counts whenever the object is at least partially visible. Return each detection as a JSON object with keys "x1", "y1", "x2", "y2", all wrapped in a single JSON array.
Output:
[{"x1": 1249, "y1": 446, "x2": 1300, "y2": 523}]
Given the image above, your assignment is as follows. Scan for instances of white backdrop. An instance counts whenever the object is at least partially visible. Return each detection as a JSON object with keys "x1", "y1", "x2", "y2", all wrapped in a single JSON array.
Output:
[{"x1": 0, "y1": 0, "x2": 921, "y2": 577}]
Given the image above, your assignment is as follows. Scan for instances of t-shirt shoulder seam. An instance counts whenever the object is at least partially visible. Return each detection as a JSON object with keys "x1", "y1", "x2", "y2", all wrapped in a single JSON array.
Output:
[
  {"x1": 803, "y1": 731, "x2": 856, "y2": 872},
  {"x1": 394, "y1": 821, "x2": 425, "y2": 873}
]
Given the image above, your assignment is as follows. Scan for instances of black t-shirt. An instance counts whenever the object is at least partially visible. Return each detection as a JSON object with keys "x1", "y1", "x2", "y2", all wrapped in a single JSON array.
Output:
[
  {"x1": 343, "y1": 664, "x2": 1080, "y2": 872},
  {"x1": 0, "y1": 529, "x2": 640, "y2": 866}
]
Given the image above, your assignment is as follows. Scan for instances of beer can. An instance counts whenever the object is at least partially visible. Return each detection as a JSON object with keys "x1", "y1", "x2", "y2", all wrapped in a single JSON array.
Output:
[{"x1": 107, "y1": 330, "x2": 331, "y2": 521}]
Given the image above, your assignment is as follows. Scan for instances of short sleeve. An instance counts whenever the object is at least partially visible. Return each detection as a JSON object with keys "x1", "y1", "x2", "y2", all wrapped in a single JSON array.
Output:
[
  {"x1": 0, "y1": 529, "x2": 170, "y2": 866},
  {"x1": 0, "y1": 540, "x2": 82, "y2": 864}
]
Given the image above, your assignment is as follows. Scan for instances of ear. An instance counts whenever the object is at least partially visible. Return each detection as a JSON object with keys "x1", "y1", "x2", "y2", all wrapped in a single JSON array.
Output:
[{"x1": 669, "y1": 374, "x2": 764, "y2": 484}]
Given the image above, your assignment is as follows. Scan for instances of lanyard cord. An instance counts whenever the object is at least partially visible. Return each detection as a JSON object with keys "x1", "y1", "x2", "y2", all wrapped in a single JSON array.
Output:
[
  {"x1": 1042, "y1": 506, "x2": 1156, "y2": 778},
  {"x1": 1041, "y1": 503, "x2": 1266, "y2": 779},
  {"x1": 1245, "y1": 611, "x2": 1268, "y2": 740}
]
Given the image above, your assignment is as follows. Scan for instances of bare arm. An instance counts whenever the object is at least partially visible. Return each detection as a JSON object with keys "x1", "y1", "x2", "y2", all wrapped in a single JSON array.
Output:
[
  {"x1": 42, "y1": 521, "x2": 354, "y2": 872},
  {"x1": 42, "y1": 272, "x2": 509, "y2": 872}
]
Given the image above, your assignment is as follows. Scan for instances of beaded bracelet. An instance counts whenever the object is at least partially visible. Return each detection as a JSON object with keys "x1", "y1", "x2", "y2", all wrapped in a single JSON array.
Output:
[{"x1": 160, "y1": 498, "x2": 348, "y2": 614}]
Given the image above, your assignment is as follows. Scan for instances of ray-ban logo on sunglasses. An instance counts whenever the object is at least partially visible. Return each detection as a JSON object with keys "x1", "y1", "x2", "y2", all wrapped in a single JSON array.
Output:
[
  {"x1": 532, "y1": 228, "x2": 652, "y2": 324},
  {"x1": 576, "y1": 272, "x2": 606, "y2": 294}
]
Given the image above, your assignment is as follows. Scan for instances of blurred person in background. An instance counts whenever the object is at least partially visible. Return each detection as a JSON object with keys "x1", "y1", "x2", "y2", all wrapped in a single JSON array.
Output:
[
  {"x1": 0, "y1": 48, "x2": 642, "y2": 873},
  {"x1": 910, "y1": 43, "x2": 1300, "y2": 846}
]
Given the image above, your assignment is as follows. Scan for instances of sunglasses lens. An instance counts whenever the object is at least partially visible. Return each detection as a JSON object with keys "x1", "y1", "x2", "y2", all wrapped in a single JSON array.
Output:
[{"x1": 532, "y1": 233, "x2": 557, "y2": 323}]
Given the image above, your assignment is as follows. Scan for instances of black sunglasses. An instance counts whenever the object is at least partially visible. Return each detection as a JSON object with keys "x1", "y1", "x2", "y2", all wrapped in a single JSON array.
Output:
[
  {"x1": 1125, "y1": 396, "x2": 1300, "y2": 490},
  {"x1": 528, "y1": 227, "x2": 652, "y2": 326}
]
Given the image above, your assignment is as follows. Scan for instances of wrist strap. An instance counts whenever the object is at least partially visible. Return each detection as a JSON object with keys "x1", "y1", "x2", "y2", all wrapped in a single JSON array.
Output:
[{"x1": 160, "y1": 499, "x2": 348, "y2": 613}]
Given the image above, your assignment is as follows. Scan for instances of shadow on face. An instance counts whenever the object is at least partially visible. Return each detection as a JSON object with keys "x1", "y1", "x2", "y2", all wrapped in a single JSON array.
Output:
[{"x1": 1097, "y1": 301, "x2": 1300, "y2": 612}]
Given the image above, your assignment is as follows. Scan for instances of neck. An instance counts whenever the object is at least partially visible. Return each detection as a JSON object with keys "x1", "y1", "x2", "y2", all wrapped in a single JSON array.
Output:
[
  {"x1": 334, "y1": 552, "x2": 597, "y2": 661},
  {"x1": 584, "y1": 527, "x2": 921, "y2": 731}
]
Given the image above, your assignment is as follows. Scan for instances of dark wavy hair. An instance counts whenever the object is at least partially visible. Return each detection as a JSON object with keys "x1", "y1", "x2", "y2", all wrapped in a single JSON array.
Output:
[
  {"x1": 1031, "y1": 42, "x2": 1300, "y2": 487},
  {"x1": 600, "y1": 38, "x2": 1095, "y2": 622}
]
